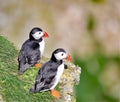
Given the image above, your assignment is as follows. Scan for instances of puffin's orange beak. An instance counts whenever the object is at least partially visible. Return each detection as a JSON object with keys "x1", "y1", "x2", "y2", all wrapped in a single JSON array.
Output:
[
  {"x1": 44, "y1": 32, "x2": 49, "y2": 38},
  {"x1": 67, "y1": 54, "x2": 72, "y2": 62}
]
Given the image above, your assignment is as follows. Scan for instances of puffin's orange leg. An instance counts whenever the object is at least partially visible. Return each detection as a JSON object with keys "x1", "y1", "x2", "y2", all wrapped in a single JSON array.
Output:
[
  {"x1": 35, "y1": 63, "x2": 43, "y2": 68},
  {"x1": 51, "y1": 90, "x2": 60, "y2": 99}
]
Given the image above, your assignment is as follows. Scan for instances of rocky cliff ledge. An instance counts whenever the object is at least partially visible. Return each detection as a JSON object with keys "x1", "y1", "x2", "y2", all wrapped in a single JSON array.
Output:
[{"x1": 0, "y1": 35, "x2": 81, "y2": 102}]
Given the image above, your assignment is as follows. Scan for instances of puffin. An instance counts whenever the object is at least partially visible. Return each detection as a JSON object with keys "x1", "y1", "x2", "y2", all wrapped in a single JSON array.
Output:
[
  {"x1": 29, "y1": 48, "x2": 72, "y2": 98},
  {"x1": 18, "y1": 27, "x2": 49, "y2": 74}
]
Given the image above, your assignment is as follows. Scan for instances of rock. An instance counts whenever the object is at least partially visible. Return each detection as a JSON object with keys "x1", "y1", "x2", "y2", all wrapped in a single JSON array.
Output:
[{"x1": 59, "y1": 62, "x2": 81, "y2": 102}]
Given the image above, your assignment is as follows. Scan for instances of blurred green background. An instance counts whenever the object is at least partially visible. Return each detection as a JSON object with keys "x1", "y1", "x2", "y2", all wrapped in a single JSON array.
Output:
[{"x1": 0, "y1": 0, "x2": 120, "y2": 102}]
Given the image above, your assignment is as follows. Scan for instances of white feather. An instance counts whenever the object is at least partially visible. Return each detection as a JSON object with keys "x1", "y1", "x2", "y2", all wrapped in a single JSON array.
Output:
[
  {"x1": 50, "y1": 62, "x2": 64, "y2": 90},
  {"x1": 54, "y1": 52, "x2": 67, "y2": 61},
  {"x1": 39, "y1": 39, "x2": 45, "y2": 56},
  {"x1": 32, "y1": 32, "x2": 44, "y2": 40}
]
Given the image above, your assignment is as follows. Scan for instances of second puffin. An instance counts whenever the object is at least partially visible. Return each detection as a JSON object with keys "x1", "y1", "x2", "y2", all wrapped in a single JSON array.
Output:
[
  {"x1": 18, "y1": 27, "x2": 49, "y2": 74},
  {"x1": 30, "y1": 48, "x2": 72, "y2": 98}
]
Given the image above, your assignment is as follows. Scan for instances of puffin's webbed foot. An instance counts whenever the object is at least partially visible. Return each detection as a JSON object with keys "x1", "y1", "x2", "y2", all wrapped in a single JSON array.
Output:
[
  {"x1": 51, "y1": 90, "x2": 60, "y2": 99},
  {"x1": 35, "y1": 63, "x2": 43, "y2": 68}
]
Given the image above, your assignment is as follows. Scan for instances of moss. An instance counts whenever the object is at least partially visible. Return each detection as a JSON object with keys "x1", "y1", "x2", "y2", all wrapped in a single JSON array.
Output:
[{"x1": 0, "y1": 35, "x2": 55, "y2": 102}]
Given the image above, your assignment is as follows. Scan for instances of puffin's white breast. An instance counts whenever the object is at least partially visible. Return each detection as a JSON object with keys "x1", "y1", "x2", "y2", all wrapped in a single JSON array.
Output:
[
  {"x1": 50, "y1": 62, "x2": 64, "y2": 90},
  {"x1": 39, "y1": 39, "x2": 45, "y2": 56}
]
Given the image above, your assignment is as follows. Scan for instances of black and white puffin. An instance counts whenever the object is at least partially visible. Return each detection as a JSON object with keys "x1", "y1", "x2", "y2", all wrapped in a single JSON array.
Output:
[
  {"x1": 29, "y1": 48, "x2": 72, "y2": 98},
  {"x1": 18, "y1": 27, "x2": 49, "y2": 74}
]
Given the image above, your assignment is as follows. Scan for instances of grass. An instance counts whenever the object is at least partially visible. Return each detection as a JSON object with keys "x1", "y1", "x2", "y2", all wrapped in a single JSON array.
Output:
[{"x1": 0, "y1": 35, "x2": 55, "y2": 102}]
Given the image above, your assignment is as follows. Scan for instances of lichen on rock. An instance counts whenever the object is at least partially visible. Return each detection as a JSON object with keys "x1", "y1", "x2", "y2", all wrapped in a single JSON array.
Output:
[{"x1": 58, "y1": 62, "x2": 81, "y2": 102}]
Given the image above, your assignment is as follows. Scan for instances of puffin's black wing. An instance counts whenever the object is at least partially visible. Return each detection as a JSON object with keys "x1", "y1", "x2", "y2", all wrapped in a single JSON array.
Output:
[
  {"x1": 18, "y1": 40, "x2": 40, "y2": 74},
  {"x1": 30, "y1": 61, "x2": 59, "y2": 93}
]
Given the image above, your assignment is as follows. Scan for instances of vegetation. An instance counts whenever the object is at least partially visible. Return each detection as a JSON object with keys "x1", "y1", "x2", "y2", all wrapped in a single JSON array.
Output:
[
  {"x1": 74, "y1": 54, "x2": 120, "y2": 102},
  {"x1": 0, "y1": 36, "x2": 55, "y2": 102},
  {"x1": 90, "y1": 0, "x2": 105, "y2": 3}
]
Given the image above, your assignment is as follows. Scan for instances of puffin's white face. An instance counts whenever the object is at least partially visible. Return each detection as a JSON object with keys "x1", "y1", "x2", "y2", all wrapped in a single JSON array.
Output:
[
  {"x1": 32, "y1": 31, "x2": 44, "y2": 40},
  {"x1": 54, "y1": 52, "x2": 67, "y2": 61}
]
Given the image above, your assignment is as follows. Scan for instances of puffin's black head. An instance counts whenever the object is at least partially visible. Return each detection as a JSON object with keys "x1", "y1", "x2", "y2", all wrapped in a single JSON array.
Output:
[
  {"x1": 29, "y1": 27, "x2": 49, "y2": 41},
  {"x1": 51, "y1": 48, "x2": 72, "y2": 62}
]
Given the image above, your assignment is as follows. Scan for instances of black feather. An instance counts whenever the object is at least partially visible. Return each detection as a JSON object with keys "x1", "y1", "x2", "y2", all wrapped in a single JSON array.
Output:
[{"x1": 18, "y1": 40, "x2": 40, "y2": 74}]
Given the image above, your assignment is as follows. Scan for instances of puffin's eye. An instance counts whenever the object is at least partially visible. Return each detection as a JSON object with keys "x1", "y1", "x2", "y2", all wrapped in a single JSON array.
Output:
[{"x1": 61, "y1": 53, "x2": 64, "y2": 56}]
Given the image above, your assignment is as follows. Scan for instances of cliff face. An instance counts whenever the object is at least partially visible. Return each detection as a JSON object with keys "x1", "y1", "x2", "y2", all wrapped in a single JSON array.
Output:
[{"x1": 0, "y1": 35, "x2": 81, "y2": 102}]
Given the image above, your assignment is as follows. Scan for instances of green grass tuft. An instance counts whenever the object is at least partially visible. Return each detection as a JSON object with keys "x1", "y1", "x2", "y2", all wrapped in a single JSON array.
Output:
[{"x1": 0, "y1": 35, "x2": 55, "y2": 102}]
